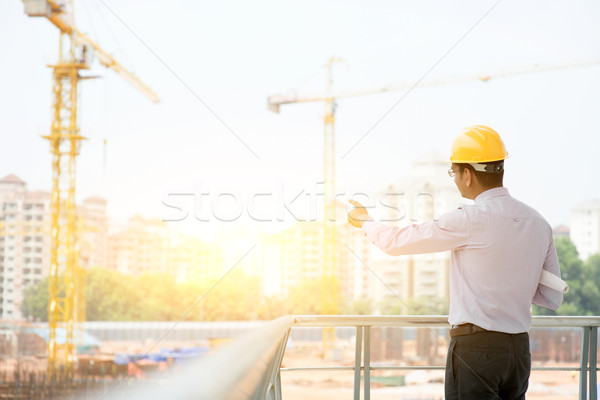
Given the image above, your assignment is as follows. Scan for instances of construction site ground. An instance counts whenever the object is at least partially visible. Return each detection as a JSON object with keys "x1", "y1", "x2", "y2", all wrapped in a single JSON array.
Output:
[{"x1": 281, "y1": 342, "x2": 583, "y2": 400}]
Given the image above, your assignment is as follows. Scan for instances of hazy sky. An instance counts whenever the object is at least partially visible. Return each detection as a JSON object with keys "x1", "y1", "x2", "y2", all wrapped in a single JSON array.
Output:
[{"x1": 1, "y1": 0, "x2": 599, "y2": 240}]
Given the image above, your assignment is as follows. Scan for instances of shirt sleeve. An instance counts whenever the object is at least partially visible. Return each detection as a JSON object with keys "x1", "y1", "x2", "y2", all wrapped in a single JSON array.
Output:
[
  {"x1": 532, "y1": 236, "x2": 564, "y2": 310},
  {"x1": 360, "y1": 207, "x2": 471, "y2": 256}
]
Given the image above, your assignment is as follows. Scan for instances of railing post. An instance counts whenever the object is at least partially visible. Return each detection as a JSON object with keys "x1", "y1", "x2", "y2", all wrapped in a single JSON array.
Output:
[
  {"x1": 353, "y1": 326, "x2": 362, "y2": 400},
  {"x1": 580, "y1": 326, "x2": 590, "y2": 400},
  {"x1": 590, "y1": 326, "x2": 597, "y2": 400},
  {"x1": 364, "y1": 326, "x2": 370, "y2": 400}
]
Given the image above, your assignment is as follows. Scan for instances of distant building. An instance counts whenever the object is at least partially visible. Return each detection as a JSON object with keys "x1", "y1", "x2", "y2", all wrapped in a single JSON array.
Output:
[
  {"x1": 108, "y1": 217, "x2": 224, "y2": 280},
  {"x1": 260, "y1": 221, "x2": 321, "y2": 297},
  {"x1": 107, "y1": 216, "x2": 170, "y2": 275},
  {"x1": 0, "y1": 175, "x2": 111, "y2": 320},
  {"x1": 0, "y1": 174, "x2": 51, "y2": 320},
  {"x1": 258, "y1": 204, "x2": 375, "y2": 303},
  {"x1": 570, "y1": 199, "x2": 600, "y2": 261},
  {"x1": 79, "y1": 196, "x2": 109, "y2": 269},
  {"x1": 336, "y1": 218, "x2": 376, "y2": 302},
  {"x1": 552, "y1": 225, "x2": 570, "y2": 240}
]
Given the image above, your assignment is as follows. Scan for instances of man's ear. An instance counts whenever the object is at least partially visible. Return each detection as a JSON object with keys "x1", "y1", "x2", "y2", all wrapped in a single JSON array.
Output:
[{"x1": 464, "y1": 167, "x2": 472, "y2": 187}]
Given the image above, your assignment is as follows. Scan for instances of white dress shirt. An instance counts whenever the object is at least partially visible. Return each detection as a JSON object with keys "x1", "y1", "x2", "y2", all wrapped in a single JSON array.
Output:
[{"x1": 361, "y1": 187, "x2": 563, "y2": 334}]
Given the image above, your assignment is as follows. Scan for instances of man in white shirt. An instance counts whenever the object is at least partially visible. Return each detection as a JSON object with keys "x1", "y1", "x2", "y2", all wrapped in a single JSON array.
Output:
[{"x1": 348, "y1": 125, "x2": 563, "y2": 400}]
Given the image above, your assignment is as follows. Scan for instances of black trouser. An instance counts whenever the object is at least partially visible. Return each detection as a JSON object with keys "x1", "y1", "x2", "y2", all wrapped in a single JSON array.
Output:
[{"x1": 445, "y1": 330, "x2": 531, "y2": 400}]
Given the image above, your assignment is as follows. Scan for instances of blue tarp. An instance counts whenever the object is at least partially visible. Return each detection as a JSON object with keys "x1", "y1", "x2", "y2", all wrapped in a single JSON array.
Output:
[
  {"x1": 114, "y1": 353, "x2": 147, "y2": 365},
  {"x1": 114, "y1": 347, "x2": 209, "y2": 365}
]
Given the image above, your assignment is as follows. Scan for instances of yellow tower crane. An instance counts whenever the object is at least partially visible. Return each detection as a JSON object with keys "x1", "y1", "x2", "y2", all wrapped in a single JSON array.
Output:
[
  {"x1": 267, "y1": 57, "x2": 599, "y2": 357},
  {"x1": 21, "y1": 0, "x2": 159, "y2": 378}
]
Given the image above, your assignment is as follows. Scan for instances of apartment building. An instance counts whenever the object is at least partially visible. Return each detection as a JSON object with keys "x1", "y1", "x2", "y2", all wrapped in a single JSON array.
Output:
[
  {"x1": 79, "y1": 196, "x2": 109, "y2": 269},
  {"x1": 570, "y1": 199, "x2": 600, "y2": 261},
  {"x1": 0, "y1": 174, "x2": 50, "y2": 320},
  {"x1": 259, "y1": 202, "x2": 375, "y2": 303},
  {"x1": 107, "y1": 215, "x2": 170, "y2": 276}
]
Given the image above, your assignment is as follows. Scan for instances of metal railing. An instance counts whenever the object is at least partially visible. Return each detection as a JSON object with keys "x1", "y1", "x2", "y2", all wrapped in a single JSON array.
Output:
[
  {"x1": 94, "y1": 315, "x2": 598, "y2": 400},
  {"x1": 281, "y1": 316, "x2": 599, "y2": 400}
]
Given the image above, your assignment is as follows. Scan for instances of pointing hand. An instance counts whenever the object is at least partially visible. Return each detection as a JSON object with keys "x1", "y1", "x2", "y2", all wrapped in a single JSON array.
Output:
[{"x1": 347, "y1": 200, "x2": 372, "y2": 229}]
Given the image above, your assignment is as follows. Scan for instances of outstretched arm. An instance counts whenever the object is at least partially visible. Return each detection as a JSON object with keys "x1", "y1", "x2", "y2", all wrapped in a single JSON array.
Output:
[{"x1": 348, "y1": 200, "x2": 471, "y2": 255}]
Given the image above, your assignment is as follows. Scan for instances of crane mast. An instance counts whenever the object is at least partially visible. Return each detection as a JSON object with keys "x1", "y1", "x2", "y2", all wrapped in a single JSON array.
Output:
[
  {"x1": 44, "y1": 6, "x2": 86, "y2": 379},
  {"x1": 22, "y1": 0, "x2": 158, "y2": 377},
  {"x1": 321, "y1": 57, "x2": 339, "y2": 356}
]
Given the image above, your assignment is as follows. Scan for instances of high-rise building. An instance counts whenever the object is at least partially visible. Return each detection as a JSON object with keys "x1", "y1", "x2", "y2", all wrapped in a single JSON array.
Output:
[
  {"x1": 102, "y1": 210, "x2": 231, "y2": 281},
  {"x1": 336, "y1": 218, "x2": 376, "y2": 302},
  {"x1": 0, "y1": 174, "x2": 51, "y2": 320},
  {"x1": 258, "y1": 204, "x2": 375, "y2": 304},
  {"x1": 107, "y1": 216, "x2": 170, "y2": 275},
  {"x1": 570, "y1": 199, "x2": 600, "y2": 261},
  {"x1": 259, "y1": 221, "x2": 321, "y2": 298},
  {"x1": 79, "y1": 196, "x2": 108, "y2": 269}
]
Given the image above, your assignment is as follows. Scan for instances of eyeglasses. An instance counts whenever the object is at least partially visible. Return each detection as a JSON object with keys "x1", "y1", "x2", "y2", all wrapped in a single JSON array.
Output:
[{"x1": 448, "y1": 168, "x2": 457, "y2": 178}]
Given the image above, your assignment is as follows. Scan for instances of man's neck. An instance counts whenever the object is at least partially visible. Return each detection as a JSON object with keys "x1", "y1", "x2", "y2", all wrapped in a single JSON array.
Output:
[{"x1": 468, "y1": 185, "x2": 503, "y2": 200}]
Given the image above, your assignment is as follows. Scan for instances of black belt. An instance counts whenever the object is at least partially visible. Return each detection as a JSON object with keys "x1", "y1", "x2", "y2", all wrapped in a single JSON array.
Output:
[{"x1": 449, "y1": 323, "x2": 488, "y2": 337}]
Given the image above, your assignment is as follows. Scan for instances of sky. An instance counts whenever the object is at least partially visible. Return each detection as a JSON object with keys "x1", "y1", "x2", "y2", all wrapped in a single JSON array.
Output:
[{"x1": 1, "y1": 0, "x2": 600, "y2": 241}]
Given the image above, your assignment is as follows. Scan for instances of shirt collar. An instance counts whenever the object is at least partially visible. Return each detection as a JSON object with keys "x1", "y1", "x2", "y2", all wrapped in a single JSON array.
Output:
[{"x1": 474, "y1": 187, "x2": 510, "y2": 204}]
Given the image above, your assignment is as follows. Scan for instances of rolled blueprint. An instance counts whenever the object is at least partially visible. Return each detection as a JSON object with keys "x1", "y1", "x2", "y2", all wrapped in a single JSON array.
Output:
[{"x1": 540, "y1": 270, "x2": 569, "y2": 293}]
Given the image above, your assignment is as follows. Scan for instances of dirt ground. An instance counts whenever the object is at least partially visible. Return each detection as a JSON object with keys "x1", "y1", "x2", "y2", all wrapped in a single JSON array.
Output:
[{"x1": 280, "y1": 344, "x2": 584, "y2": 400}]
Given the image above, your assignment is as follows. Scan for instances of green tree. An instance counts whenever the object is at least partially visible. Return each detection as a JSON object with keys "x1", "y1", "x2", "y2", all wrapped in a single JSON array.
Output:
[
  {"x1": 135, "y1": 273, "x2": 181, "y2": 320},
  {"x1": 22, "y1": 268, "x2": 272, "y2": 322},
  {"x1": 377, "y1": 296, "x2": 448, "y2": 316},
  {"x1": 21, "y1": 277, "x2": 49, "y2": 321},
  {"x1": 287, "y1": 279, "x2": 322, "y2": 315},
  {"x1": 578, "y1": 280, "x2": 600, "y2": 315},
  {"x1": 341, "y1": 297, "x2": 374, "y2": 315},
  {"x1": 255, "y1": 295, "x2": 288, "y2": 320},
  {"x1": 86, "y1": 267, "x2": 141, "y2": 321},
  {"x1": 405, "y1": 296, "x2": 449, "y2": 315},
  {"x1": 553, "y1": 237, "x2": 596, "y2": 315},
  {"x1": 378, "y1": 297, "x2": 404, "y2": 315},
  {"x1": 583, "y1": 254, "x2": 600, "y2": 289},
  {"x1": 533, "y1": 238, "x2": 600, "y2": 316},
  {"x1": 556, "y1": 237, "x2": 584, "y2": 281},
  {"x1": 177, "y1": 279, "x2": 207, "y2": 321},
  {"x1": 196, "y1": 269, "x2": 263, "y2": 321},
  {"x1": 555, "y1": 302, "x2": 578, "y2": 316}
]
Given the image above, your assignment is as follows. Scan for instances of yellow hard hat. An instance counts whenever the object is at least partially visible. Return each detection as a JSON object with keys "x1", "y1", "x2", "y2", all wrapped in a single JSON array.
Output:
[{"x1": 448, "y1": 125, "x2": 509, "y2": 163}]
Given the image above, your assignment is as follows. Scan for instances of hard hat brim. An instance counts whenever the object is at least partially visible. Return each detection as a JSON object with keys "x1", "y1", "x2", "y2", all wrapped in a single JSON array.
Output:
[{"x1": 444, "y1": 154, "x2": 510, "y2": 164}]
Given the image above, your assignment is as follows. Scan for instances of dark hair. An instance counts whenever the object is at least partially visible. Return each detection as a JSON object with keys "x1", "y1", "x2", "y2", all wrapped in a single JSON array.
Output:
[{"x1": 456, "y1": 161, "x2": 504, "y2": 188}]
